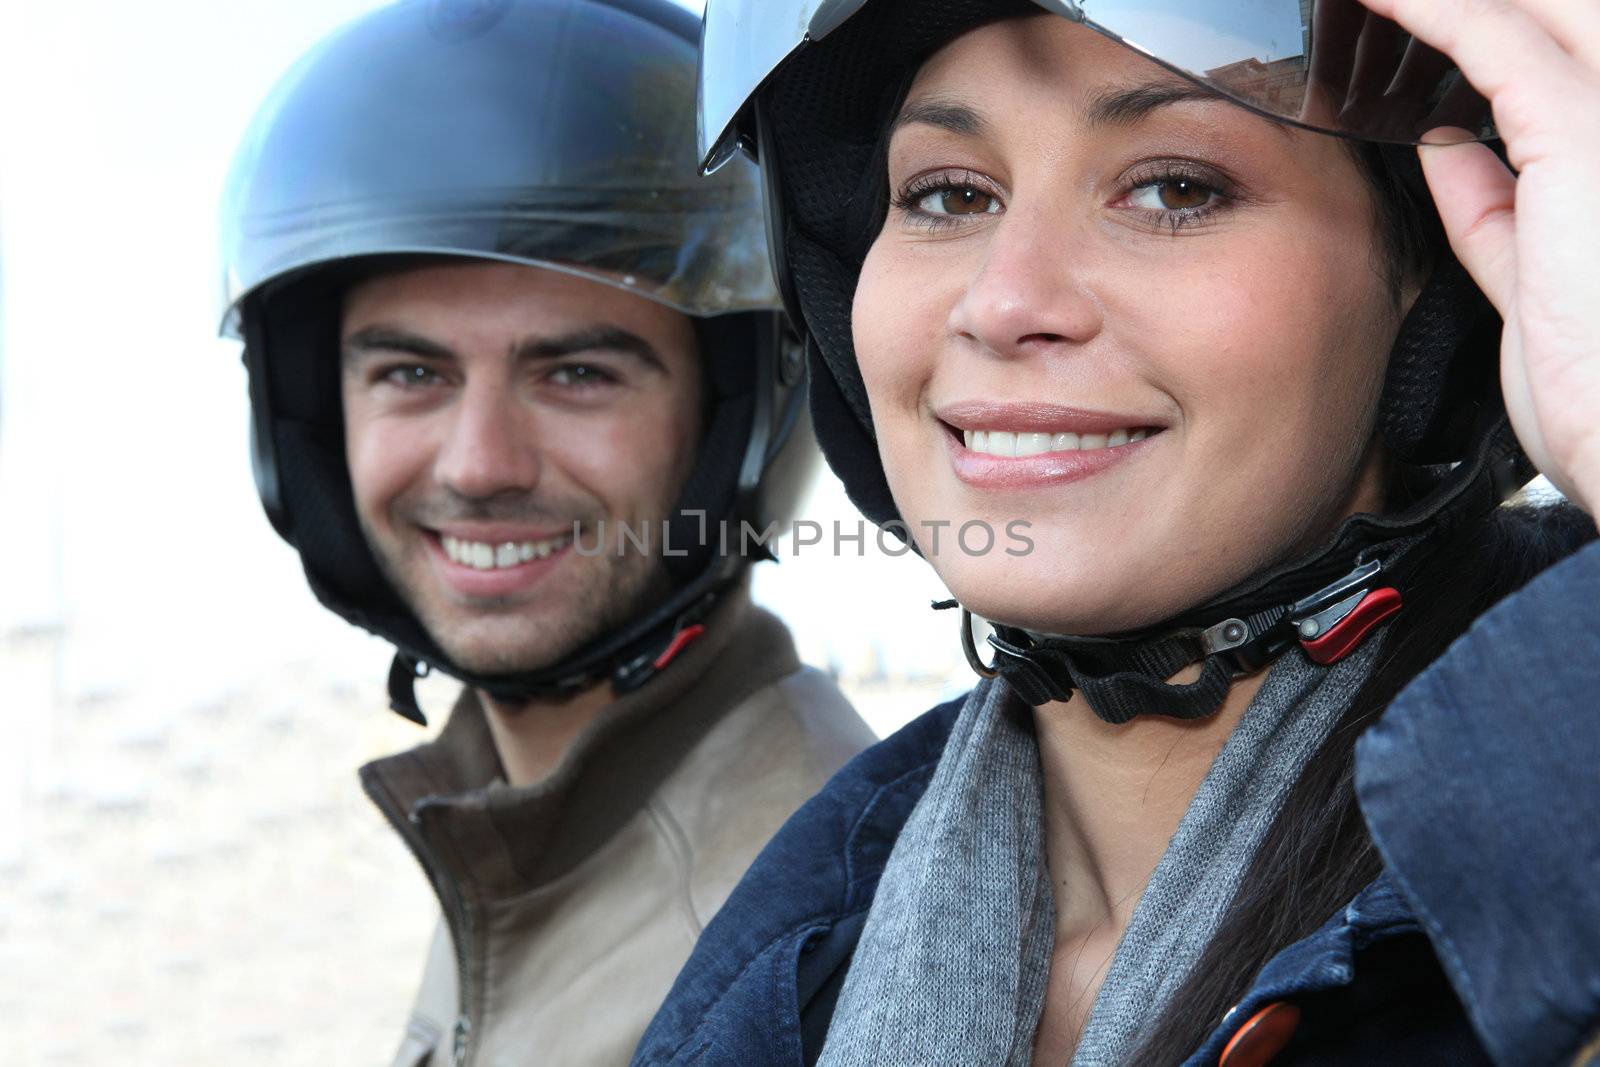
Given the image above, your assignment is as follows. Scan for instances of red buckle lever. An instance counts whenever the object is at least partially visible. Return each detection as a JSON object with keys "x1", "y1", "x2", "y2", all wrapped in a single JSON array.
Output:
[
  {"x1": 651, "y1": 623, "x2": 706, "y2": 671},
  {"x1": 1298, "y1": 587, "x2": 1402, "y2": 665}
]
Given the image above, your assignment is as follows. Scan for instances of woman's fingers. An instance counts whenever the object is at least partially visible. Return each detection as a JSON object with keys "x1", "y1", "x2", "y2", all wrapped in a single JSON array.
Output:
[
  {"x1": 1415, "y1": 134, "x2": 1518, "y2": 314},
  {"x1": 1509, "y1": 0, "x2": 1600, "y2": 70},
  {"x1": 1356, "y1": 0, "x2": 1580, "y2": 152},
  {"x1": 1359, "y1": 0, "x2": 1600, "y2": 510}
]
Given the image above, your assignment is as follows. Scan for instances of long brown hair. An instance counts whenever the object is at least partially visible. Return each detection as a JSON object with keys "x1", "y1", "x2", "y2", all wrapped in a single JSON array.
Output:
[{"x1": 1126, "y1": 499, "x2": 1595, "y2": 1064}]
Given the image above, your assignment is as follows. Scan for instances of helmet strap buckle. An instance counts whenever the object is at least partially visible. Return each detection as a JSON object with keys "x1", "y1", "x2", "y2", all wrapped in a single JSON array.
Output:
[
  {"x1": 959, "y1": 607, "x2": 1001, "y2": 680},
  {"x1": 1202, "y1": 559, "x2": 1402, "y2": 674},
  {"x1": 611, "y1": 593, "x2": 719, "y2": 695},
  {"x1": 386, "y1": 653, "x2": 432, "y2": 726},
  {"x1": 1296, "y1": 586, "x2": 1403, "y2": 665}
]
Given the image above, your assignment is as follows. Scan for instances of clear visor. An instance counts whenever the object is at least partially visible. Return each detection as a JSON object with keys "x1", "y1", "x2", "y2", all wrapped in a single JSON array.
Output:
[
  {"x1": 219, "y1": 179, "x2": 775, "y2": 335},
  {"x1": 699, "y1": 0, "x2": 1493, "y2": 171},
  {"x1": 221, "y1": 0, "x2": 777, "y2": 333}
]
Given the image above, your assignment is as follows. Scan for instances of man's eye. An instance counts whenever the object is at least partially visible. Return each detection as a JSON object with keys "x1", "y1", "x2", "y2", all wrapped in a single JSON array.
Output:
[
  {"x1": 380, "y1": 365, "x2": 441, "y2": 388},
  {"x1": 916, "y1": 185, "x2": 1001, "y2": 216},
  {"x1": 548, "y1": 364, "x2": 615, "y2": 388}
]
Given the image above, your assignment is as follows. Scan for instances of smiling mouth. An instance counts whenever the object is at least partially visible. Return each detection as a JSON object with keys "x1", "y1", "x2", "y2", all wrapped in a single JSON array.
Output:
[
  {"x1": 440, "y1": 533, "x2": 572, "y2": 570},
  {"x1": 955, "y1": 426, "x2": 1159, "y2": 457}
]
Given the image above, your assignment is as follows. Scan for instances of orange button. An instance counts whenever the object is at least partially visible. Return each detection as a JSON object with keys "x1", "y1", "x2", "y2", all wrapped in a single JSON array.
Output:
[{"x1": 1219, "y1": 1001, "x2": 1301, "y2": 1067}]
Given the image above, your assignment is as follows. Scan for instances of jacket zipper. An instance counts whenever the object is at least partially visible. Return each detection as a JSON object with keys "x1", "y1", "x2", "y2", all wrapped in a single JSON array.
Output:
[
  {"x1": 407, "y1": 804, "x2": 479, "y2": 1067},
  {"x1": 363, "y1": 776, "x2": 481, "y2": 1067}
]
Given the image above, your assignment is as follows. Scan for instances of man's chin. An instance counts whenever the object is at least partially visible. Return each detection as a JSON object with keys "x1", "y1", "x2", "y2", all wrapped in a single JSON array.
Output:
[
  {"x1": 398, "y1": 596, "x2": 567, "y2": 672},
  {"x1": 434, "y1": 638, "x2": 578, "y2": 679},
  {"x1": 398, "y1": 559, "x2": 669, "y2": 681}
]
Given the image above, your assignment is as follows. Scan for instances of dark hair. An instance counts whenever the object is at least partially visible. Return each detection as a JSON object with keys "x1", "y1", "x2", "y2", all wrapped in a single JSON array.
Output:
[
  {"x1": 1126, "y1": 500, "x2": 1596, "y2": 1065},
  {"x1": 1347, "y1": 140, "x2": 1441, "y2": 300}
]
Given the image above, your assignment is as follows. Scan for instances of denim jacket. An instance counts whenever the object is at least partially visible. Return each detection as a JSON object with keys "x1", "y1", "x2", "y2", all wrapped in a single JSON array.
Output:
[{"x1": 632, "y1": 541, "x2": 1600, "y2": 1067}]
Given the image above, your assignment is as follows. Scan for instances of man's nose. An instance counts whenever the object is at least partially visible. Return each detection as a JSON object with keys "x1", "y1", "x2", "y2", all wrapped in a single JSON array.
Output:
[{"x1": 433, "y1": 380, "x2": 542, "y2": 498}]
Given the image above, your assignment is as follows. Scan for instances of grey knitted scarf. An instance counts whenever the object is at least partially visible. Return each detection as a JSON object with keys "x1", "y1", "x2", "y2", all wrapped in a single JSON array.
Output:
[{"x1": 818, "y1": 640, "x2": 1382, "y2": 1067}]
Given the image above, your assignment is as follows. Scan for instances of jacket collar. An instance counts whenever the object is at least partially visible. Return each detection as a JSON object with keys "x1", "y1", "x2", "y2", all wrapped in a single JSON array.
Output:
[
  {"x1": 1182, "y1": 874, "x2": 1421, "y2": 1066},
  {"x1": 635, "y1": 694, "x2": 967, "y2": 1066},
  {"x1": 361, "y1": 579, "x2": 800, "y2": 897}
]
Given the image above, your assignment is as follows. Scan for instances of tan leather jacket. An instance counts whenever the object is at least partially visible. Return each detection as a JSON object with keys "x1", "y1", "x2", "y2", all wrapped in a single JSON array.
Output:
[{"x1": 361, "y1": 588, "x2": 873, "y2": 1067}]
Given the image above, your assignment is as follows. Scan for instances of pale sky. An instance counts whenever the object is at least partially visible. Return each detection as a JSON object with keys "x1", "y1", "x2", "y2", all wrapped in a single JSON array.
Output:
[
  {"x1": 0, "y1": 0, "x2": 966, "y2": 722},
  {"x1": 1091, "y1": 0, "x2": 1307, "y2": 68}
]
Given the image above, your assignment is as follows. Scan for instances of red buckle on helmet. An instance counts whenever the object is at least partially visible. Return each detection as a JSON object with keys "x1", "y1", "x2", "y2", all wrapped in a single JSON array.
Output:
[
  {"x1": 1297, "y1": 587, "x2": 1402, "y2": 665},
  {"x1": 651, "y1": 623, "x2": 706, "y2": 671}
]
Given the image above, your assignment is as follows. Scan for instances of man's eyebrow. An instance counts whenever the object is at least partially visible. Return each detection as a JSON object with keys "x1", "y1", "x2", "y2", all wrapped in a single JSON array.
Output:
[
  {"x1": 891, "y1": 97, "x2": 991, "y2": 139},
  {"x1": 517, "y1": 326, "x2": 667, "y2": 373},
  {"x1": 340, "y1": 323, "x2": 669, "y2": 372},
  {"x1": 342, "y1": 325, "x2": 454, "y2": 364}
]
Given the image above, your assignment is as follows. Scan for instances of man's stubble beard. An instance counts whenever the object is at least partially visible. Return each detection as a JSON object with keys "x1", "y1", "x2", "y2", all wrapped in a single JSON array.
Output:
[{"x1": 363, "y1": 515, "x2": 676, "y2": 679}]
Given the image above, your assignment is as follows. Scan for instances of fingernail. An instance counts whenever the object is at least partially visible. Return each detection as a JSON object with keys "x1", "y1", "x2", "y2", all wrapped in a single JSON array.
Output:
[{"x1": 1420, "y1": 126, "x2": 1473, "y2": 146}]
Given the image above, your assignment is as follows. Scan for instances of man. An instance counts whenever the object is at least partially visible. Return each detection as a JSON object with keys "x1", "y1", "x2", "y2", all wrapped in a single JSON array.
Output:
[{"x1": 218, "y1": 1, "x2": 873, "y2": 1063}]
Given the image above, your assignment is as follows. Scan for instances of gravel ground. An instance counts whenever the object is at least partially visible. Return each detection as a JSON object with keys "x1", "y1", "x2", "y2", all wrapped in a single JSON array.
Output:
[{"x1": 0, "y1": 629, "x2": 957, "y2": 1065}]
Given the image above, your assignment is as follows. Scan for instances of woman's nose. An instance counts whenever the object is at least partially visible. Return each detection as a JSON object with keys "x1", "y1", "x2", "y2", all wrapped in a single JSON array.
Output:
[
  {"x1": 433, "y1": 381, "x2": 542, "y2": 499},
  {"x1": 946, "y1": 211, "x2": 1105, "y2": 359}
]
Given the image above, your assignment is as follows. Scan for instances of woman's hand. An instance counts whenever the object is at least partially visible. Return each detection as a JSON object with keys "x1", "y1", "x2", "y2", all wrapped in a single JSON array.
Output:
[{"x1": 1359, "y1": 0, "x2": 1600, "y2": 514}]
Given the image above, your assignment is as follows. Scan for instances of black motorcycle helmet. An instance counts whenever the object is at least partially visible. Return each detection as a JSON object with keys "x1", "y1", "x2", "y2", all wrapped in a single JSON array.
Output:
[
  {"x1": 219, "y1": 0, "x2": 812, "y2": 723},
  {"x1": 696, "y1": 0, "x2": 1532, "y2": 722}
]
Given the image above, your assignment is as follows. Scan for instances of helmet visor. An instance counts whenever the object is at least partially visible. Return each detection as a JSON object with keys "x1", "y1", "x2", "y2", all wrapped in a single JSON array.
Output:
[
  {"x1": 222, "y1": 0, "x2": 777, "y2": 332},
  {"x1": 699, "y1": 0, "x2": 1492, "y2": 170}
]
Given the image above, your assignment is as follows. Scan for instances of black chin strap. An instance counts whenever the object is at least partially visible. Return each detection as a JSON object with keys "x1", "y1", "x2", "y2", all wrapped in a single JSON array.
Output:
[
  {"x1": 985, "y1": 618, "x2": 1235, "y2": 722},
  {"x1": 387, "y1": 654, "x2": 431, "y2": 725},
  {"x1": 953, "y1": 414, "x2": 1531, "y2": 724},
  {"x1": 975, "y1": 549, "x2": 1416, "y2": 723},
  {"x1": 383, "y1": 584, "x2": 723, "y2": 726}
]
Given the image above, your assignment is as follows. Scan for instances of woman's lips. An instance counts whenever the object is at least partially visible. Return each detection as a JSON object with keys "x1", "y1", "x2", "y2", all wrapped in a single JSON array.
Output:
[
  {"x1": 936, "y1": 400, "x2": 1161, "y2": 437},
  {"x1": 934, "y1": 400, "x2": 1165, "y2": 489},
  {"x1": 942, "y1": 421, "x2": 1159, "y2": 489}
]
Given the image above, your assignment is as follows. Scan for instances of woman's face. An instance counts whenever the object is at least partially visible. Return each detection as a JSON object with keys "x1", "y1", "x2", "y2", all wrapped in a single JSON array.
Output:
[{"x1": 854, "y1": 15, "x2": 1408, "y2": 635}]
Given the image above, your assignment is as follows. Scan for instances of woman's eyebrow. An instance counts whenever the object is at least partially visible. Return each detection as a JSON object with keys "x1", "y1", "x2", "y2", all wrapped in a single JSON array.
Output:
[
  {"x1": 891, "y1": 97, "x2": 990, "y2": 139},
  {"x1": 1086, "y1": 81, "x2": 1228, "y2": 126},
  {"x1": 1086, "y1": 79, "x2": 1293, "y2": 137},
  {"x1": 894, "y1": 82, "x2": 1289, "y2": 140}
]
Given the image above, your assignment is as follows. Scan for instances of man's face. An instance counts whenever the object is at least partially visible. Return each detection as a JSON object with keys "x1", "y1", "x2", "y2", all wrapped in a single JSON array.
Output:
[{"x1": 340, "y1": 260, "x2": 703, "y2": 676}]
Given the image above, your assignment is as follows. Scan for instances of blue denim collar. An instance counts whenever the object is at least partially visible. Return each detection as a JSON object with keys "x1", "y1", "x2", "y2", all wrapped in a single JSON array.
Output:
[{"x1": 1184, "y1": 874, "x2": 1422, "y2": 1065}]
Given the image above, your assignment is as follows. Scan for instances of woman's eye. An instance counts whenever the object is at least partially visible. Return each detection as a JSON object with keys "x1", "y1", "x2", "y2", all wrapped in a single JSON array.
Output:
[
  {"x1": 1127, "y1": 178, "x2": 1218, "y2": 213},
  {"x1": 915, "y1": 185, "x2": 1000, "y2": 216}
]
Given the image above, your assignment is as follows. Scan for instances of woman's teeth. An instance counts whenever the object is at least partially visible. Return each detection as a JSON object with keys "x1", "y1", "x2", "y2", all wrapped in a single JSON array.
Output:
[
  {"x1": 441, "y1": 534, "x2": 570, "y2": 569},
  {"x1": 961, "y1": 428, "x2": 1150, "y2": 457}
]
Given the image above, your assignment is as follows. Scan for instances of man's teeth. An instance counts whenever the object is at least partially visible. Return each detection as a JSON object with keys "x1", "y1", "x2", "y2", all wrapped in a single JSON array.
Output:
[
  {"x1": 441, "y1": 534, "x2": 571, "y2": 570},
  {"x1": 961, "y1": 427, "x2": 1150, "y2": 457}
]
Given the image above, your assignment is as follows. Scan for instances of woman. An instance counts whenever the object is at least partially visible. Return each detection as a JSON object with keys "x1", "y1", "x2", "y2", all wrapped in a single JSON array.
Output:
[{"x1": 637, "y1": 1, "x2": 1600, "y2": 1064}]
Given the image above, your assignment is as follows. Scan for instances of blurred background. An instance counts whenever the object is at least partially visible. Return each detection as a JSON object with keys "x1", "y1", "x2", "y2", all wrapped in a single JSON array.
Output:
[{"x1": 0, "y1": 1, "x2": 972, "y2": 1061}]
